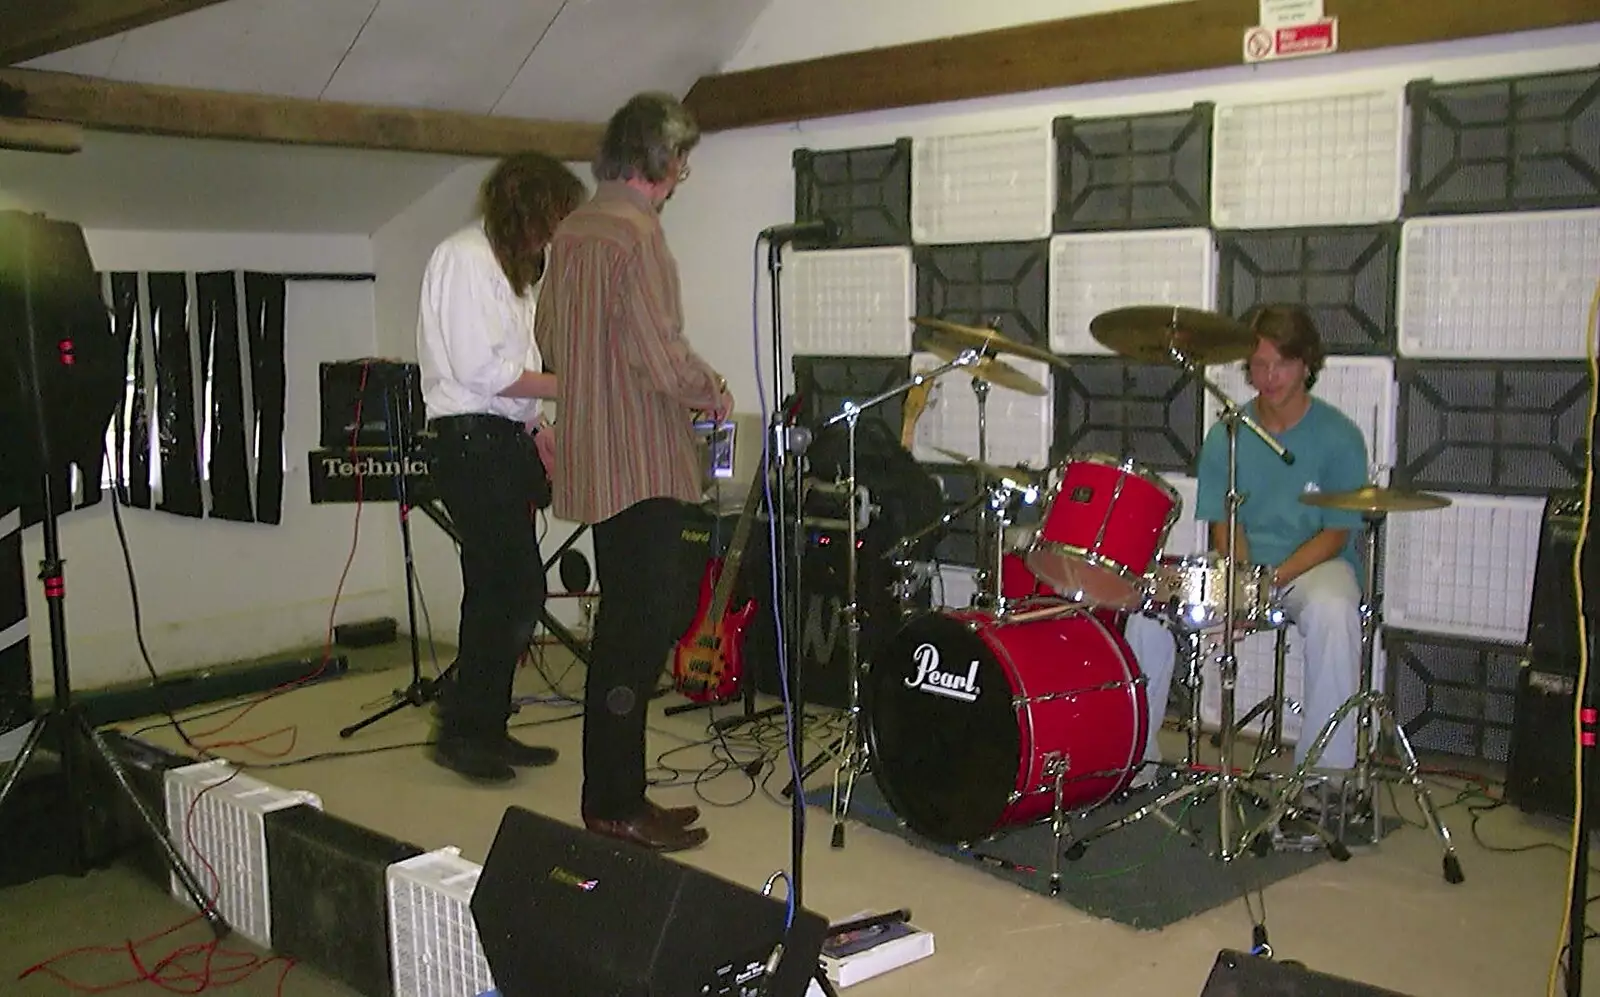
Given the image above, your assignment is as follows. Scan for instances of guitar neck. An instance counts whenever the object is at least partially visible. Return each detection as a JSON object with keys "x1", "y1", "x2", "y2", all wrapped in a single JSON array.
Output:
[{"x1": 706, "y1": 475, "x2": 767, "y2": 621}]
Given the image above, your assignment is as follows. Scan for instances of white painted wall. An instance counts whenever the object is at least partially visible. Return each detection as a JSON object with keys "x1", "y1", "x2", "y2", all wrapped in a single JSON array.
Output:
[{"x1": 20, "y1": 231, "x2": 386, "y2": 691}]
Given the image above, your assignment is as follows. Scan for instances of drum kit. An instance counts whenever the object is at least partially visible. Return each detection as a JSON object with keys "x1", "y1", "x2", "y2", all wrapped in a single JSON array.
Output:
[{"x1": 813, "y1": 306, "x2": 1465, "y2": 890}]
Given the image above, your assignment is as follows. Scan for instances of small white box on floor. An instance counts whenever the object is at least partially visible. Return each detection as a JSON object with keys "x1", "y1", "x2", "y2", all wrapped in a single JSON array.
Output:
[{"x1": 819, "y1": 912, "x2": 935, "y2": 988}]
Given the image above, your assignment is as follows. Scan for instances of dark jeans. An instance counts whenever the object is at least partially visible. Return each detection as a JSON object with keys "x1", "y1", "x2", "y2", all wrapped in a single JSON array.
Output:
[
  {"x1": 583, "y1": 498, "x2": 702, "y2": 820},
  {"x1": 429, "y1": 415, "x2": 549, "y2": 739}
]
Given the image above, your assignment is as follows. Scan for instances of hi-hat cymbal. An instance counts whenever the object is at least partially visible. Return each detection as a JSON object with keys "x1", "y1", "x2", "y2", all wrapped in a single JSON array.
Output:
[
  {"x1": 911, "y1": 316, "x2": 1068, "y2": 369},
  {"x1": 1089, "y1": 306, "x2": 1255, "y2": 366},
  {"x1": 923, "y1": 339, "x2": 1047, "y2": 396},
  {"x1": 1300, "y1": 485, "x2": 1452, "y2": 514},
  {"x1": 933, "y1": 447, "x2": 1044, "y2": 484}
]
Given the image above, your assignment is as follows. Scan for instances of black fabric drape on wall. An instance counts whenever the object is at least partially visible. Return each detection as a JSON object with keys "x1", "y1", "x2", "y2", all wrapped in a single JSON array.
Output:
[{"x1": 103, "y1": 270, "x2": 290, "y2": 525}]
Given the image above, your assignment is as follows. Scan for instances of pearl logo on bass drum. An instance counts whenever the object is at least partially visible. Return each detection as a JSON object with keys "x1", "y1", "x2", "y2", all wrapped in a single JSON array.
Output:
[{"x1": 905, "y1": 642, "x2": 981, "y2": 703}]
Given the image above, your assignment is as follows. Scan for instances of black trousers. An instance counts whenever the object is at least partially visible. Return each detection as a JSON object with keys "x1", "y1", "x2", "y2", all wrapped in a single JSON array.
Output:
[
  {"x1": 429, "y1": 415, "x2": 549, "y2": 739},
  {"x1": 583, "y1": 497, "x2": 702, "y2": 820}
]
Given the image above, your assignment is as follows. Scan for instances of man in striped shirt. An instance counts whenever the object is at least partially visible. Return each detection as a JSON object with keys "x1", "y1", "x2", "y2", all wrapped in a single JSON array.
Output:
[{"x1": 536, "y1": 92, "x2": 731, "y2": 853}]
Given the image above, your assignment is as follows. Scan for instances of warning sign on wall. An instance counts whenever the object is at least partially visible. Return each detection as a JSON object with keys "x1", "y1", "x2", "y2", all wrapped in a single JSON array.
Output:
[{"x1": 1243, "y1": 17, "x2": 1339, "y2": 64}]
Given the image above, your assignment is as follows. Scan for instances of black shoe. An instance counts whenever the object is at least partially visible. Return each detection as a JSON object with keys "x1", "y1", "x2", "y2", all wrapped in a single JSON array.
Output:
[
  {"x1": 431, "y1": 735, "x2": 515, "y2": 784},
  {"x1": 499, "y1": 733, "x2": 559, "y2": 768}
]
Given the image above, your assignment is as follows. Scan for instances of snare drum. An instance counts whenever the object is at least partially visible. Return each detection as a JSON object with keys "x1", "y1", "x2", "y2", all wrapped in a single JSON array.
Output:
[
  {"x1": 1025, "y1": 455, "x2": 1179, "y2": 610},
  {"x1": 1146, "y1": 552, "x2": 1277, "y2": 632},
  {"x1": 866, "y1": 608, "x2": 1147, "y2": 845}
]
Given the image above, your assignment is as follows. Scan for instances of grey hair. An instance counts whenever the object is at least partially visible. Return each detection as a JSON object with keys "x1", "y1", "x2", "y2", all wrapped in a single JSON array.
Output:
[{"x1": 592, "y1": 91, "x2": 701, "y2": 184}]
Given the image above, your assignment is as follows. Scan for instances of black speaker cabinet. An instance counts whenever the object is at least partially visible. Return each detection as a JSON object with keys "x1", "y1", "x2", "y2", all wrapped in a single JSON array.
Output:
[
  {"x1": 472, "y1": 806, "x2": 828, "y2": 997},
  {"x1": 263, "y1": 805, "x2": 424, "y2": 997},
  {"x1": 1506, "y1": 655, "x2": 1593, "y2": 824},
  {"x1": 318, "y1": 359, "x2": 423, "y2": 449},
  {"x1": 1527, "y1": 490, "x2": 1599, "y2": 664},
  {"x1": 1199, "y1": 950, "x2": 1414, "y2": 996}
]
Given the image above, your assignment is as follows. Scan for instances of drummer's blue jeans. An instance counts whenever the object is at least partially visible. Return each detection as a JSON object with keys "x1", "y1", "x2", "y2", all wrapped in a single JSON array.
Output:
[{"x1": 1125, "y1": 557, "x2": 1363, "y2": 772}]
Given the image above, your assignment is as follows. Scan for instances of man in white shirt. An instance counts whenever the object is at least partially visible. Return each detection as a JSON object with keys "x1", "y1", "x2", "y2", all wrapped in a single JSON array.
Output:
[{"x1": 417, "y1": 152, "x2": 585, "y2": 782}]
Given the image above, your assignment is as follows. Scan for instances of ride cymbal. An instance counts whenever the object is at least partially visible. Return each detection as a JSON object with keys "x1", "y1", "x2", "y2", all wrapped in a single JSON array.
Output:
[
  {"x1": 922, "y1": 339, "x2": 1047, "y2": 396},
  {"x1": 1299, "y1": 485, "x2": 1452, "y2": 514},
  {"x1": 911, "y1": 316, "x2": 1068, "y2": 369},
  {"x1": 1088, "y1": 305, "x2": 1254, "y2": 366},
  {"x1": 932, "y1": 447, "x2": 1044, "y2": 484}
]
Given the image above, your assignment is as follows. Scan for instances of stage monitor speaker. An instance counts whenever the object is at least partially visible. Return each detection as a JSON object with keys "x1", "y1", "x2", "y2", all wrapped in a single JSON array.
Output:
[
  {"x1": 1198, "y1": 950, "x2": 1414, "y2": 996},
  {"x1": 1526, "y1": 489, "x2": 1599, "y2": 664},
  {"x1": 472, "y1": 806, "x2": 829, "y2": 997}
]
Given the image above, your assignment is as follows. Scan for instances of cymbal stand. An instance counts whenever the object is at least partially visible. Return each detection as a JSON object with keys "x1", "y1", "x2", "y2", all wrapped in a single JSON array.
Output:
[
  {"x1": 821, "y1": 350, "x2": 988, "y2": 848},
  {"x1": 1238, "y1": 511, "x2": 1464, "y2": 882},
  {"x1": 970, "y1": 376, "x2": 999, "y2": 608},
  {"x1": 1062, "y1": 352, "x2": 1296, "y2": 862}
]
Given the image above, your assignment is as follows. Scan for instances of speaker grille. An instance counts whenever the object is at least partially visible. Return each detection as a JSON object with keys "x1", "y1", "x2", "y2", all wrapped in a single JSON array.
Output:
[
  {"x1": 1385, "y1": 628, "x2": 1524, "y2": 763},
  {"x1": 1217, "y1": 226, "x2": 1398, "y2": 355},
  {"x1": 1394, "y1": 360, "x2": 1590, "y2": 496},
  {"x1": 1052, "y1": 104, "x2": 1214, "y2": 231},
  {"x1": 1405, "y1": 67, "x2": 1600, "y2": 216},
  {"x1": 793, "y1": 140, "x2": 913, "y2": 249},
  {"x1": 1051, "y1": 357, "x2": 1202, "y2": 473}
]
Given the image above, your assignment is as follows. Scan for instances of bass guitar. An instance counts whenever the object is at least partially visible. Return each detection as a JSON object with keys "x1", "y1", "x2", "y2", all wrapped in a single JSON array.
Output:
[{"x1": 671, "y1": 473, "x2": 766, "y2": 703}]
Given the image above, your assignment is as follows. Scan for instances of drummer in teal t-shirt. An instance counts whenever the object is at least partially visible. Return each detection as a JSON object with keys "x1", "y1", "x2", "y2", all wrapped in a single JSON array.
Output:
[{"x1": 1127, "y1": 304, "x2": 1368, "y2": 777}]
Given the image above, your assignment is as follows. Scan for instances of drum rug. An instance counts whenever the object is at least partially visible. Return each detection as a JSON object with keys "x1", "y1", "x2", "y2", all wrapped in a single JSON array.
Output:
[{"x1": 805, "y1": 774, "x2": 1395, "y2": 930}]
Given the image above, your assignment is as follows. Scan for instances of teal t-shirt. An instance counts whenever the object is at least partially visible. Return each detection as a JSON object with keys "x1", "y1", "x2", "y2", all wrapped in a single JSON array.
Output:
[{"x1": 1193, "y1": 397, "x2": 1368, "y2": 578}]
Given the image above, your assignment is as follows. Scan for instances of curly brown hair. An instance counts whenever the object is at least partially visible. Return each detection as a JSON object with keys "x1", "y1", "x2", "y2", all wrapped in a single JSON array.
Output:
[{"x1": 478, "y1": 152, "x2": 586, "y2": 296}]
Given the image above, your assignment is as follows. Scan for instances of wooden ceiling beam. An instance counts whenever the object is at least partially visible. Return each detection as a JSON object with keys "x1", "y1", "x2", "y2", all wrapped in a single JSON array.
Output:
[
  {"x1": 1, "y1": 0, "x2": 234, "y2": 65},
  {"x1": 0, "y1": 68, "x2": 605, "y2": 160},
  {"x1": 684, "y1": 0, "x2": 1600, "y2": 132},
  {"x1": 0, "y1": 116, "x2": 84, "y2": 154}
]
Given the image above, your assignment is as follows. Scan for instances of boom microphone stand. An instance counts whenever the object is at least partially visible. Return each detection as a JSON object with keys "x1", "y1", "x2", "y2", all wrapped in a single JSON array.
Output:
[{"x1": 0, "y1": 235, "x2": 227, "y2": 936}]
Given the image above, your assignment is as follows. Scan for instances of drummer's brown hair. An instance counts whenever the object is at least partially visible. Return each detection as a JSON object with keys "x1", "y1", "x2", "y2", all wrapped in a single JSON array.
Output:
[
  {"x1": 1244, "y1": 303, "x2": 1324, "y2": 390},
  {"x1": 479, "y1": 152, "x2": 586, "y2": 296}
]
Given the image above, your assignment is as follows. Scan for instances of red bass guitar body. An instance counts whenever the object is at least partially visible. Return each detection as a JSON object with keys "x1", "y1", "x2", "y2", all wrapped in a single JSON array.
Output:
[{"x1": 672, "y1": 561, "x2": 758, "y2": 703}]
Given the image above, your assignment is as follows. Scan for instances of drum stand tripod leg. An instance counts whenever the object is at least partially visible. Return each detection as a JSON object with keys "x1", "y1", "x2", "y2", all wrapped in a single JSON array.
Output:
[{"x1": 1373, "y1": 695, "x2": 1465, "y2": 883}]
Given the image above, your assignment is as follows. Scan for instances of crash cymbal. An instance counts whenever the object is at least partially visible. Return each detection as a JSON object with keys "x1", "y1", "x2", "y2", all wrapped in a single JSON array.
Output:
[
  {"x1": 933, "y1": 447, "x2": 1044, "y2": 484},
  {"x1": 911, "y1": 316, "x2": 1068, "y2": 369},
  {"x1": 923, "y1": 339, "x2": 1047, "y2": 396},
  {"x1": 1299, "y1": 485, "x2": 1452, "y2": 514},
  {"x1": 1089, "y1": 306, "x2": 1255, "y2": 366}
]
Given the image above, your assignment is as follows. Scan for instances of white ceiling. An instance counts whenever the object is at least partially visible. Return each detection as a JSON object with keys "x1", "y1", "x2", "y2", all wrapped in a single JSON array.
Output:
[
  {"x1": 21, "y1": 0, "x2": 770, "y2": 120},
  {"x1": 0, "y1": 0, "x2": 773, "y2": 232}
]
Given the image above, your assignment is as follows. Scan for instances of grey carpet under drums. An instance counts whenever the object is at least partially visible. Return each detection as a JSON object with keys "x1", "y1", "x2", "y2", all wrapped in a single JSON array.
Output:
[{"x1": 806, "y1": 773, "x2": 1384, "y2": 930}]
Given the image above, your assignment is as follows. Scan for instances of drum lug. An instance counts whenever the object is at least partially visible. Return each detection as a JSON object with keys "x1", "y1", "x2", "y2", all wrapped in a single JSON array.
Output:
[{"x1": 1043, "y1": 751, "x2": 1069, "y2": 780}]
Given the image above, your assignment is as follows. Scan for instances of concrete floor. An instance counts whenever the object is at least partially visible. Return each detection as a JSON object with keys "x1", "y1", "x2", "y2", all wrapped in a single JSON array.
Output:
[{"x1": 1, "y1": 639, "x2": 1593, "y2": 997}]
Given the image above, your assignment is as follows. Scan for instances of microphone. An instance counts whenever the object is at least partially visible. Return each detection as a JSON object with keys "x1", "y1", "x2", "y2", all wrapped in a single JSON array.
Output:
[{"x1": 760, "y1": 218, "x2": 839, "y2": 246}]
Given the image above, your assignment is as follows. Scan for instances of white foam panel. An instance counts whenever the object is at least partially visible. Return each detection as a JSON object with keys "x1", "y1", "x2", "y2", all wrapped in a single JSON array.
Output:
[
  {"x1": 1198, "y1": 630, "x2": 1386, "y2": 745},
  {"x1": 1048, "y1": 230, "x2": 1217, "y2": 354},
  {"x1": 1398, "y1": 209, "x2": 1600, "y2": 359},
  {"x1": 1156, "y1": 473, "x2": 1205, "y2": 557},
  {"x1": 1383, "y1": 494, "x2": 1543, "y2": 643},
  {"x1": 163, "y1": 760, "x2": 323, "y2": 949},
  {"x1": 1212, "y1": 89, "x2": 1405, "y2": 229},
  {"x1": 912, "y1": 126, "x2": 1053, "y2": 244},
  {"x1": 1203, "y1": 357, "x2": 1397, "y2": 473},
  {"x1": 784, "y1": 247, "x2": 915, "y2": 357},
  {"x1": 909, "y1": 352, "x2": 1052, "y2": 469},
  {"x1": 388, "y1": 848, "x2": 496, "y2": 997}
]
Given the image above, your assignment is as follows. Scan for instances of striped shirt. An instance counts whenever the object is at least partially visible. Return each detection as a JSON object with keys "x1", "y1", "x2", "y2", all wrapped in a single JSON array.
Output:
[{"x1": 534, "y1": 181, "x2": 723, "y2": 525}]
